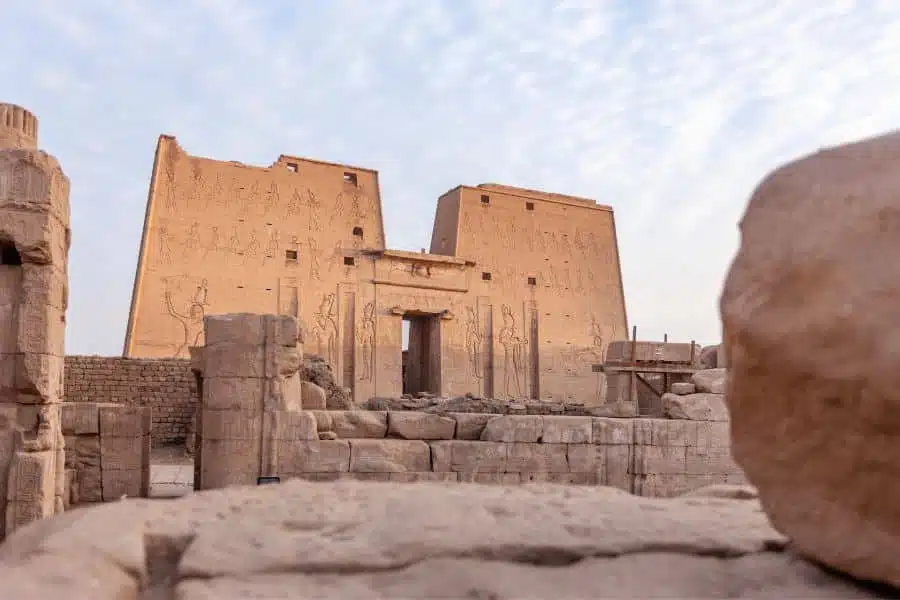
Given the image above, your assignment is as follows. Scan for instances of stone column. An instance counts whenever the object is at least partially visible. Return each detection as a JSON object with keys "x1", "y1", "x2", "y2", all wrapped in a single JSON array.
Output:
[
  {"x1": 0, "y1": 103, "x2": 70, "y2": 538},
  {"x1": 196, "y1": 314, "x2": 316, "y2": 490}
]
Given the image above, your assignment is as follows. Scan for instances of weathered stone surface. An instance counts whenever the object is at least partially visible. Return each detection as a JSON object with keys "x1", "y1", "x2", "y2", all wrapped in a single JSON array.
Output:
[
  {"x1": 449, "y1": 412, "x2": 493, "y2": 440},
  {"x1": 301, "y1": 355, "x2": 355, "y2": 410},
  {"x1": 331, "y1": 410, "x2": 388, "y2": 438},
  {"x1": 300, "y1": 380, "x2": 327, "y2": 410},
  {"x1": 349, "y1": 439, "x2": 431, "y2": 472},
  {"x1": 541, "y1": 416, "x2": 592, "y2": 444},
  {"x1": 387, "y1": 411, "x2": 455, "y2": 440},
  {"x1": 671, "y1": 382, "x2": 697, "y2": 395},
  {"x1": 0, "y1": 479, "x2": 881, "y2": 599},
  {"x1": 720, "y1": 131, "x2": 900, "y2": 588},
  {"x1": 663, "y1": 393, "x2": 730, "y2": 422},
  {"x1": 480, "y1": 415, "x2": 542, "y2": 442},
  {"x1": 691, "y1": 368, "x2": 726, "y2": 394}
]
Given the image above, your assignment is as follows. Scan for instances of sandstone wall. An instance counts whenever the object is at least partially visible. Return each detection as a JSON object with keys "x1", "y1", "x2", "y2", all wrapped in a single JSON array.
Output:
[
  {"x1": 64, "y1": 356, "x2": 197, "y2": 444},
  {"x1": 259, "y1": 412, "x2": 745, "y2": 497},
  {"x1": 60, "y1": 403, "x2": 151, "y2": 505}
]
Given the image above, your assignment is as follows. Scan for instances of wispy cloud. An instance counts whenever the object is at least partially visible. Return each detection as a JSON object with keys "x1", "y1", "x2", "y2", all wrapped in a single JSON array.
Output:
[{"x1": 2, "y1": 0, "x2": 899, "y2": 354}]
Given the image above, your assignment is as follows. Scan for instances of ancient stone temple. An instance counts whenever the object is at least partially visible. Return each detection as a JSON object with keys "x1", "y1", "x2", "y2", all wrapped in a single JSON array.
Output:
[
  {"x1": 0, "y1": 103, "x2": 70, "y2": 537},
  {"x1": 124, "y1": 136, "x2": 627, "y2": 405}
]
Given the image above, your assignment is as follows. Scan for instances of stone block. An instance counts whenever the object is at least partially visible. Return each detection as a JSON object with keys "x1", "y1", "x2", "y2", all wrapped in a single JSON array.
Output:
[
  {"x1": 633, "y1": 418, "x2": 697, "y2": 447},
  {"x1": 691, "y1": 368, "x2": 726, "y2": 394},
  {"x1": 634, "y1": 445, "x2": 687, "y2": 475},
  {"x1": 202, "y1": 377, "x2": 265, "y2": 411},
  {"x1": 685, "y1": 447, "x2": 740, "y2": 475},
  {"x1": 458, "y1": 472, "x2": 519, "y2": 484},
  {"x1": 480, "y1": 415, "x2": 542, "y2": 443},
  {"x1": 670, "y1": 382, "x2": 696, "y2": 395},
  {"x1": 521, "y1": 471, "x2": 599, "y2": 485},
  {"x1": 100, "y1": 436, "x2": 143, "y2": 471},
  {"x1": 201, "y1": 343, "x2": 265, "y2": 378},
  {"x1": 331, "y1": 411, "x2": 387, "y2": 438},
  {"x1": 430, "y1": 441, "x2": 508, "y2": 473},
  {"x1": 17, "y1": 302, "x2": 66, "y2": 355},
  {"x1": 76, "y1": 466, "x2": 101, "y2": 503},
  {"x1": 541, "y1": 416, "x2": 592, "y2": 444},
  {"x1": 663, "y1": 393, "x2": 730, "y2": 422},
  {"x1": 5, "y1": 450, "x2": 56, "y2": 533},
  {"x1": 388, "y1": 412, "x2": 455, "y2": 440},
  {"x1": 62, "y1": 403, "x2": 99, "y2": 435},
  {"x1": 63, "y1": 468, "x2": 74, "y2": 509},
  {"x1": 349, "y1": 472, "x2": 392, "y2": 482},
  {"x1": 277, "y1": 440, "x2": 351, "y2": 474},
  {"x1": 592, "y1": 418, "x2": 634, "y2": 445},
  {"x1": 450, "y1": 413, "x2": 493, "y2": 440},
  {"x1": 66, "y1": 435, "x2": 100, "y2": 469},
  {"x1": 300, "y1": 381, "x2": 326, "y2": 410},
  {"x1": 634, "y1": 473, "x2": 719, "y2": 498},
  {"x1": 566, "y1": 444, "x2": 600, "y2": 473},
  {"x1": 349, "y1": 439, "x2": 431, "y2": 473},
  {"x1": 272, "y1": 410, "x2": 317, "y2": 441},
  {"x1": 198, "y1": 438, "x2": 261, "y2": 488},
  {"x1": 505, "y1": 443, "x2": 569, "y2": 473},
  {"x1": 264, "y1": 314, "x2": 299, "y2": 347},
  {"x1": 15, "y1": 353, "x2": 64, "y2": 403},
  {"x1": 200, "y1": 409, "x2": 262, "y2": 440},
  {"x1": 388, "y1": 472, "x2": 459, "y2": 482},
  {"x1": 695, "y1": 421, "x2": 732, "y2": 449},
  {"x1": 101, "y1": 469, "x2": 143, "y2": 501},
  {"x1": 203, "y1": 314, "x2": 266, "y2": 348},
  {"x1": 99, "y1": 405, "x2": 150, "y2": 438}
]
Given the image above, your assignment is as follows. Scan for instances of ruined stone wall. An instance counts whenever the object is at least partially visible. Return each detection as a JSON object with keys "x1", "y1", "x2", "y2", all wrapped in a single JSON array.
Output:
[
  {"x1": 64, "y1": 356, "x2": 197, "y2": 444},
  {"x1": 432, "y1": 185, "x2": 628, "y2": 405},
  {"x1": 124, "y1": 136, "x2": 387, "y2": 361},
  {"x1": 283, "y1": 412, "x2": 744, "y2": 496},
  {"x1": 61, "y1": 403, "x2": 151, "y2": 505}
]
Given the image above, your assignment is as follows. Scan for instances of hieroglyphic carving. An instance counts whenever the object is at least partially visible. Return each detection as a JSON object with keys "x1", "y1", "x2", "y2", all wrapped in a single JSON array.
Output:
[
  {"x1": 163, "y1": 147, "x2": 179, "y2": 211},
  {"x1": 244, "y1": 229, "x2": 260, "y2": 258},
  {"x1": 308, "y1": 237, "x2": 322, "y2": 280},
  {"x1": 263, "y1": 182, "x2": 280, "y2": 214},
  {"x1": 286, "y1": 188, "x2": 303, "y2": 218},
  {"x1": 208, "y1": 171, "x2": 224, "y2": 209},
  {"x1": 204, "y1": 226, "x2": 221, "y2": 258},
  {"x1": 464, "y1": 306, "x2": 484, "y2": 382},
  {"x1": 311, "y1": 292, "x2": 338, "y2": 365},
  {"x1": 163, "y1": 276, "x2": 209, "y2": 356},
  {"x1": 499, "y1": 304, "x2": 527, "y2": 399},
  {"x1": 189, "y1": 162, "x2": 206, "y2": 208},
  {"x1": 357, "y1": 302, "x2": 375, "y2": 382},
  {"x1": 226, "y1": 227, "x2": 242, "y2": 257},
  {"x1": 263, "y1": 229, "x2": 279, "y2": 264}
]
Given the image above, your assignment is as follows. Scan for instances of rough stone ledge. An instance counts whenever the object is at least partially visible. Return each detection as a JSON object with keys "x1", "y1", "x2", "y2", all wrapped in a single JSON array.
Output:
[{"x1": 0, "y1": 480, "x2": 884, "y2": 599}]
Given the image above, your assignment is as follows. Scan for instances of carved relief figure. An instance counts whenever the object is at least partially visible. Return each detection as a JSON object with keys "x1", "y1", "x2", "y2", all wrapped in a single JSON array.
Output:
[
  {"x1": 308, "y1": 189, "x2": 322, "y2": 231},
  {"x1": 208, "y1": 172, "x2": 224, "y2": 208},
  {"x1": 286, "y1": 188, "x2": 303, "y2": 218},
  {"x1": 308, "y1": 236, "x2": 322, "y2": 280},
  {"x1": 410, "y1": 262, "x2": 432, "y2": 278},
  {"x1": 182, "y1": 221, "x2": 202, "y2": 254},
  {"x1": 227, "y1": 227, "x2": 242, "y2": 257},
  {"x1": 163, "y1": 149, "x2": 179, "y2": 211},
  {"x1": 464, "y1": 306, "x2": 484, "y2": 381},
  {"x1": 311, "y1": 293, "x2": 339, "y2": 366},
  {"x1": 204, "y1": 226, "x2": 221, "y2": 258},
  {"x1": 156, "y1": 224, "x2": 175, "y2": 264},
  {"x1": 263, "y1": 229, "x2": 279, "y2": 264},
  {"x1": 499, "y1": 304, "x2": 527, "y2": 399},
  {"x1": 164, "y1": 277, "x2": 209, "y2": 356},
  {"x1": 357, "y1": 302, "x2": 376, "y2": 382},
  {"x1": 243, "y1": 229, "x2": 260, "y2": 257},
  {"x1": 189, "y1": 163, "x2": 206, "y2": 208}
]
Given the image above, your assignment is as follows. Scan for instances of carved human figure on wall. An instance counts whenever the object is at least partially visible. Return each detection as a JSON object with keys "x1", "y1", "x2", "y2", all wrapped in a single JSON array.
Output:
[
  {"x1": 156, "y1": 224, "x2": 175, "y2": 264},
  {"x1": 263, "y1": 182, "x2": 280, "y2": 214},
  {"x1": 286, "y1": 188, "x2": 303, "y2": 218},
  {"x1": 263, "y1": 229, "x2": 279, "y2": 264},
  {"x1": 243, "y1": 229, "x2": 259, "y2": 257},
  {"x1": 204, "y1": 227, "x2": 220, "y2": 258},
  {"x1": 465, "y1": 306, "x2": 484, "y2": 382},
  {"x1": 499, "y1": 304, "x2": 526, "y2": 399},
  {"x1": 164, "y1": 277, "x2": 209, "y2": 356},
  {"x1": 312, "y1": 292, "x2": 339, "y2": 366},
  {"x1": 308, "y1": 189, "x2": 322, "y2": 231},
  {"x1": 357, "y1": 301, "x2": 376, "y2": 382},
  {"x1": 183, "y1": 221, "x2": 201, "y2": 255},
  {"x1": 308, "y1": 236, "x2": 322, "y2": 280}
]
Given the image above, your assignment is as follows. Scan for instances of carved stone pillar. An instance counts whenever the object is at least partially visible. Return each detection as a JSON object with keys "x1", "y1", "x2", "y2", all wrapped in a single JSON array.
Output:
[
  {"x1": 0, "y1": 103, "x2": 70, "y2": 538},
  {"x1": 194, "y1": 314, "x2": 316, "y2": 489}
]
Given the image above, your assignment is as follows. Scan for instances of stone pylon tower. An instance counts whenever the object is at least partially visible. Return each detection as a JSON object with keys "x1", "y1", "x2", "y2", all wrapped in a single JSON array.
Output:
[{"x1": 0, "y1": 103, "x2": 70, "y2": 538}]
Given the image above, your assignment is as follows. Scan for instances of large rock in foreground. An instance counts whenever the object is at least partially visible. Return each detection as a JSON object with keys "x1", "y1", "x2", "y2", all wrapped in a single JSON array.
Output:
[
  {"x1": 0, "y1": 480, "x2": 882, "y2": 598},
  {"x1": 721, "y1": 131, "x2": 900, "y2": 587}
]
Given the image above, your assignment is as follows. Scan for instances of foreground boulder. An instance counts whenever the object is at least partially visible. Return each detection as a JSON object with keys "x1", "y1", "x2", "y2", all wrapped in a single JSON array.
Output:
[
  {"x1": 721, "y1": 131, "x2": 900, "y2": 587},
  {"x1": 0, "y1": 480, "x2": 884, "y2": 598}
]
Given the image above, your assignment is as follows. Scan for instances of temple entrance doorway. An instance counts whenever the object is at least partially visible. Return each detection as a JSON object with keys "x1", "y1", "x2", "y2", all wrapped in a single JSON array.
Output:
[{"x1": 401, "y1": 312, "x2": 441, "y2": 395}]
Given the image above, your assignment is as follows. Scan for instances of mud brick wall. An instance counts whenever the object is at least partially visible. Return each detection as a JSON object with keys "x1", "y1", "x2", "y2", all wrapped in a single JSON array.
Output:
[
  {"x1": 64, "y1": 356, "x2": 198, "y2": 445},
  {"x1": 274, "y1": 412, "x2": 745, "y2": 496},
  {"x1": 61, "y1": 403, "x2": 151, "y2": 505}
]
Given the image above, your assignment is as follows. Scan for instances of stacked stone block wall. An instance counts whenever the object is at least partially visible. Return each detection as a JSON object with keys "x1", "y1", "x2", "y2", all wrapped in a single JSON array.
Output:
[
  {"x1": 61, "y1": 403, "x2": 151, "y2": 505},
  {"x1": 280, "y1": 411, "x2": 745, "y2": 497},
  {"x1": 64, "y1": 356, "x2": 197, "y2": 445}
]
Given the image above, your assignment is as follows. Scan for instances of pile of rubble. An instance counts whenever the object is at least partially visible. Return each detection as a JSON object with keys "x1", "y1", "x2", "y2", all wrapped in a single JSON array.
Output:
[{"x1": 361, "y1": 394, "x2": 630, "y2": 416}]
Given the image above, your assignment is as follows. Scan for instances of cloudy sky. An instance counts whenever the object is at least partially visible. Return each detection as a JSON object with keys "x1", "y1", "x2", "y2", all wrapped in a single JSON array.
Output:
[{"x1": 2, "y1": 0, "x2": 899, "y2": 356}]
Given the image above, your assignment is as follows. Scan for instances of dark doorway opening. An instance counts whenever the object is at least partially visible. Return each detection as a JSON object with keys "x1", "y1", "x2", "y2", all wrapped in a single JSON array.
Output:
[{"x1": 402, "y1": 313, "x2": 441, "y2": 395}]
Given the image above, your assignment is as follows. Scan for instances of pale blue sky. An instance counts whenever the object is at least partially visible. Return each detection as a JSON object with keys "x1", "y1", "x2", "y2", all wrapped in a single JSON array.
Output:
[{"x1": 3, "y1": 0, "x2": 900, "y2": 356}]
